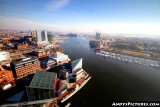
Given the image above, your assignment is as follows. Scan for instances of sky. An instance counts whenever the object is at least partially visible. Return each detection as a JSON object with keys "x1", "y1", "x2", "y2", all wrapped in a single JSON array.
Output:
[{"x1": 0, "y1": 0, "x2": 160, "y2": 36}]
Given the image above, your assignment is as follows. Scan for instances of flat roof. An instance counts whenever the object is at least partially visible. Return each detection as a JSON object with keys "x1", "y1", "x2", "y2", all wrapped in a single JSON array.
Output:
[
  {"x1": 11, "y1": 58, "x2": 39, "y2": 66},
  {"x1": 29, "y1": 70, "x2": 56, "y2": 90}
]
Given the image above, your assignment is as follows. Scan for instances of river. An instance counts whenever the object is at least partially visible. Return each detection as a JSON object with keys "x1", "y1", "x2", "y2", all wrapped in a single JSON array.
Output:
[{"x1": 60, "y1": 37, "x2": 160, "y2": 107}]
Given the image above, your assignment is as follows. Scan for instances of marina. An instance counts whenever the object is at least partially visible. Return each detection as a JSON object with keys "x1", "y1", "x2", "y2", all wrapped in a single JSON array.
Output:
[
  {"x1": 1, "y1": 0, "x2": 160, "y2": 106},
  {"x1": 96, "y1": 51, "x2": 160, "y2": 69},
  {"x1": 60, "y1": 37, "x2": 160, "y2": 107}
]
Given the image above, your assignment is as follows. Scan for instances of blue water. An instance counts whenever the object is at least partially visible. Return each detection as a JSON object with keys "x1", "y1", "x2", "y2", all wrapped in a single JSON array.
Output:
[{"x1": 60, "y1": 37, "x2": 160, "y2": 107}]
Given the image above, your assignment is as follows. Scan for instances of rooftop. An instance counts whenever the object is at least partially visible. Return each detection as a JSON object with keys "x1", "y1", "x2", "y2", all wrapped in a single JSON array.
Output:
[
  {"x1": 71, "y1": 58, "x2": 83, "y2": 71},
  {"x1": 29, "y1": 70, "x2": 56, "y2": 90},
  {"x1": 50, "y1": 51, "x2": 68, "y2": 59},
  {"x1": 11, "y1": 58, "x2": 39, "y2": 65}
]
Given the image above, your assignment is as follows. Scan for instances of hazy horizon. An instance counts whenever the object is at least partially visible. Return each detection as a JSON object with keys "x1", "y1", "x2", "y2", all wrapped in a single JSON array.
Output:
[{"x1": 0, "y1": 0, "x2": 160, "y2": 37}]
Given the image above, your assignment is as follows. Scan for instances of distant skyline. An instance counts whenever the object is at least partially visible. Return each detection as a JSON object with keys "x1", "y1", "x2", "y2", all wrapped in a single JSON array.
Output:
[{"x1": 0, "y1": 0, "x2": 160, "y2": 36}]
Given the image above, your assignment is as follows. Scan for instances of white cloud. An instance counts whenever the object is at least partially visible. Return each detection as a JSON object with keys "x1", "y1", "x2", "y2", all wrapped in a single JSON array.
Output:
[
  {"x1": 46, "y1": 0, "x2": 70, "y2": 11},
  {"x1": 0, "y1": 16, "x2": 85, "y2": 33},
  {"x1": 0, "y1": 16, "x2": 65, "y2": 31}
]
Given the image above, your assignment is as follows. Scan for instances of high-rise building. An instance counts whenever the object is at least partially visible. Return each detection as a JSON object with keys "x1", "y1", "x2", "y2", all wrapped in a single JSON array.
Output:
[
  {"x1": 35, "y1": 30, "x2": 48, "y2": 45},
  {"x1": 95, "y1": 32, "x2": 101, "y2": 40},
  {"x1": 36, "y1": 30, "x2": 42, "y2": 42},
  {"x1": 47, "y1": 35, "x2": 54, "y2": 43},
  {"x1": 41, "y1": 30, "x2": 48, "y2": 41},
  {"x1": 31, "y1": 31, "x2": 36, "y2": 39}
]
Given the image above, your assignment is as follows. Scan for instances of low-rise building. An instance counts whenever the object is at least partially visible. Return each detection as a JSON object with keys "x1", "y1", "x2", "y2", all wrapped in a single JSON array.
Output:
[
  {"x1": 26, "y1": 70, "x2": 67, "y2": 101},
  {"x1": 10, "y1": 58, "x2": 40, "y2": 79},
  {"x1": 89, "y1": 40, "x2": 107, "y2": 48},
  {"x1": 0, "y1": 69, "x2": 15, "y2": 91},
  {"x1": 49, "y1": 51, "x2": 70, "y2": 65},
  {"x1": 0, "y1": 51, "x2": 10, "y2": 62}
]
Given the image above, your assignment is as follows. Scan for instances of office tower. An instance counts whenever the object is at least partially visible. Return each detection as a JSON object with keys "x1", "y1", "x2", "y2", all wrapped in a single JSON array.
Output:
[
  {"x1": 35, "y1": 30, "x2": 48, "y2": 45},
  {"x1": 36, "y1": 30, "x2": 42, "y2": 42},
  {"x1": 31, "y1": 31, "x2": 36, "y2": 39},
  {"x1": 41, "y1": 30, "x2": 48, "y2": 41},
  {"x1": 96, "y1": 32, "x2": 101, "y2": 40}
]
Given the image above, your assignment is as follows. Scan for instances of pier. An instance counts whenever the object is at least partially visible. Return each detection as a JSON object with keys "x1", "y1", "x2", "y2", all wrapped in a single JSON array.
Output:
[{"x1": 96, "y1": 51, "x2": 160, "y2": 69}]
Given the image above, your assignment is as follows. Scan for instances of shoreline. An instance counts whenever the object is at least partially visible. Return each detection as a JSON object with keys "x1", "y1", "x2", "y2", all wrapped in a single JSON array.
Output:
[
  {"x1": 96, "y1": 48, "x2": 160, "y2": 61},
  {"x1": 96, "y1": 50, "x2": 160, "y2": 69}
]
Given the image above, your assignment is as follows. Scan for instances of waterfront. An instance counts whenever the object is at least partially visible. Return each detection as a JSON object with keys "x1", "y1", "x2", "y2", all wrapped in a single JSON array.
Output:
[
  {"x1": 60, "y1": 37, "x2": 160, "y2": 107},
  {"x1": 96, "y1": 51, "x2": 160, "y2": 69}
]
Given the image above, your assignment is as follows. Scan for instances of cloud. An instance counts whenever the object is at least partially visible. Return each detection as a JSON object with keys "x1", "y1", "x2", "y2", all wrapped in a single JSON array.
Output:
[
  {"x1": 0, "y1": 16, "x2": 81, "y2": 33},
  {"x1": 0, "y1": 16, "x2": 64, "y2": 31},
  {"x1": 46, "y1": 0, "x2": 70, "y2": 11}
]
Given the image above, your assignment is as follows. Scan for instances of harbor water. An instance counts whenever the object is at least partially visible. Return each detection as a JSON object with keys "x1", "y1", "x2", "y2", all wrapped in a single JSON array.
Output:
[{"x1": 60, "y1": 37, "x2": 160, "y2": 107}]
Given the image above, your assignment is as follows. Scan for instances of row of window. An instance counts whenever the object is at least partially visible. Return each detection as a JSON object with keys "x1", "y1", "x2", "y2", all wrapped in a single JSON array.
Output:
[
  {"x1": 17, "y1": 45, "x2": 28, "y2": 50},
  {"x1": 15, "y1": 61, "x2": 40, "y2": 76}
]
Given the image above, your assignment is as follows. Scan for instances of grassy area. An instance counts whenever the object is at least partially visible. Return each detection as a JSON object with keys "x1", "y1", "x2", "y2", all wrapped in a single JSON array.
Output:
[
  {"x1": 111, "y1": 44, "x2": 145, "y2": 51},
  {"x1": 136, "y1": 45, "x2": 144, "y2": 51},
  {"x1": 104, "y1": 43, "x2": 151, "y2": 59},
  {"x1": 102, "y1": 40, "x2": 160, "y2": 60},
  {"x1": 104, "y1": 48, "x2": 150, "y2": 58},
  {"x1": 121, "y1": 50, "x2": 150, "y2": 58},
  {"x1": 152, "y1": 54, "x2": 160, "y2": 60}
]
